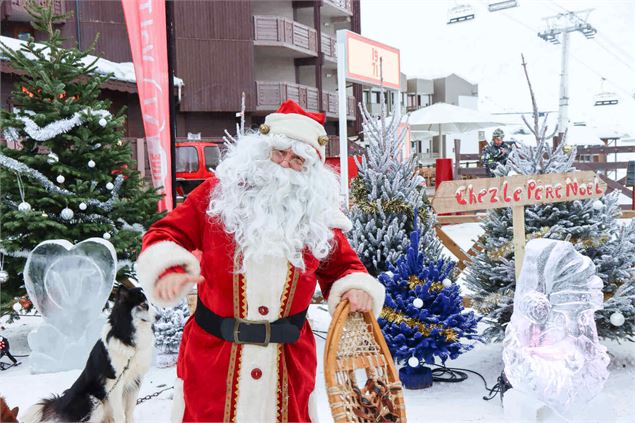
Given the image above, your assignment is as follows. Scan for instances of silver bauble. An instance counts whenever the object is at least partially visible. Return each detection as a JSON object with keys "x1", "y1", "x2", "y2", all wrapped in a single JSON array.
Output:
[
  {"x1": 412, "y1": 298, "x2": 424, "y2": 309},
  {"x1": 60, "y1": 207, "x2": 74, "y2": 220},
  {"x1": 18, "y1": 201, "x2": 31, "y2": 212},
  {"x1": 99, "y1": 118, "x2": 107, "y2": 127},
  {"x1": 442, "y1": 278, "x2": 453, "y2": 288},
  {"x1": 0, "y1": 270, "x2": 8, "y2": 284},
  {"x1": 610, "y1": 312, "x2": 625, "y2": 327},
  {"x1": 103, "y1": 232, "x2": 112, "y2": 240},
  {"x1": 106, "y1": 182, "x2": 114, "y2": 190},
  {"x1": 88, "y1": 160, "x2": 96, "y2": 168},
  {"x1": 79, "y1": 202, "x2": 87, "y2": 211},
  {"x1": 56, "y1": 175, "x2": 65, "y2": 184},
  {"x1": 592, "y1": 200, "x2": 604, "y2": 211},
  {"x1": 408, "y1": 356, "x2": 419, "y2": 368}
]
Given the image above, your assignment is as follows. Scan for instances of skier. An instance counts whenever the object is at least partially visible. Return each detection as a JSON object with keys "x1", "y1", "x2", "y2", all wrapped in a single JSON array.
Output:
[{"x1": 481, "y1": 128, "x2": 511, "y2": 176}]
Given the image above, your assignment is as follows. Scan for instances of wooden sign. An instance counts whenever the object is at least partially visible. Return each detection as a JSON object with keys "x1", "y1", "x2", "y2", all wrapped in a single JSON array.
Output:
[{"x1": 432, "y1": 171, "x2": 607, "y2": 278}]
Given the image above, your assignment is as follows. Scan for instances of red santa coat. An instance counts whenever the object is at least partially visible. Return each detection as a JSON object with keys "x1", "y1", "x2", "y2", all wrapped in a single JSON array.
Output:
[{"x1": 136, "y1": 177, "x2": 384, "y2": 422}]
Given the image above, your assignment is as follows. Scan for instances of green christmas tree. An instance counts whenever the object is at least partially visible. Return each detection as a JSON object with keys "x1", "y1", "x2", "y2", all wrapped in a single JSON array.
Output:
[{"x1": 0, "y1": 1, "x2": 162, "y2": 308}]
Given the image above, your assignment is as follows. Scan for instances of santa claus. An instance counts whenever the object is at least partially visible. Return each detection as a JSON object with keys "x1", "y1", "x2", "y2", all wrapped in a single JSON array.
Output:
[{"x1": 136, "y1": 100, "x2": 385, "y2": 422}]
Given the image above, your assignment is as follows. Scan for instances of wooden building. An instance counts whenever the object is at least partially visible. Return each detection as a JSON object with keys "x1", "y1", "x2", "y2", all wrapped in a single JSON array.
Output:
[{"x1": 1, "y1": 0, "x2": 362, "y2": 155}]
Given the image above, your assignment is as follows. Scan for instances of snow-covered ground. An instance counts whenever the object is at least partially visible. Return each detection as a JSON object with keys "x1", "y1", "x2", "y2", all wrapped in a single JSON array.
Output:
[{"x1": 2, "y1": 223, "x2": 634, "y2": 422}]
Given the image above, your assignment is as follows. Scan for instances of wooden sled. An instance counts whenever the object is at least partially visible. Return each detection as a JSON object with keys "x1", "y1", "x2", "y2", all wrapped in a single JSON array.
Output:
[{"x1": 324, "y1": 301, "x2": 406, "y2": 422}]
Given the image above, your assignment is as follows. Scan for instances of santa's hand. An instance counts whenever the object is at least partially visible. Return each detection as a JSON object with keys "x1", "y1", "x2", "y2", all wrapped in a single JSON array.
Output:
[
  {"x1": 341, "y1": 289, "x2": 372, "y2": 313},
  {"x1": 155, "y1": 273, "x2": 204, "y2": 303}
]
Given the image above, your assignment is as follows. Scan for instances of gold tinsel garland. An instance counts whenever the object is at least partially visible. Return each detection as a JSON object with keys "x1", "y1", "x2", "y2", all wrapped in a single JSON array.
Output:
[
  {"x1": 487, "y1": 226, "x2": 610, "y2": 261},
  {"x1": 408, "y1": 275, "x2": 443, "y2": 293},
  {"x1": 349, "y1": 176, "x2": 428, "y2": 222},
  {"x1": 380, "y1": 306, "x2": 458, "y2": 342}
]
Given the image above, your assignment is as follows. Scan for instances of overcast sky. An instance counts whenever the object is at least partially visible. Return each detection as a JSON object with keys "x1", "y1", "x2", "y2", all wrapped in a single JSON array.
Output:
[{"x1": 360, "y1": 0, "x2": 635, "y2": 135}]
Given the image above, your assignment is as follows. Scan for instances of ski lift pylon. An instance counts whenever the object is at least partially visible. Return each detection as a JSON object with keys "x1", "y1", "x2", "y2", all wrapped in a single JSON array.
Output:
[
  {"x1": 447, "y1": 4, "x2": 476, "y2": 24},
  {"x1": 488, "y1": 0, "x2": 519, "y2": 12}
]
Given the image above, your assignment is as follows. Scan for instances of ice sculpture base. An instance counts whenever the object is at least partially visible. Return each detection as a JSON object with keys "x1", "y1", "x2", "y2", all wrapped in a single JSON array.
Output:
[{"x1": 503, "y1": 389, "x2": 616, "y2": 422}]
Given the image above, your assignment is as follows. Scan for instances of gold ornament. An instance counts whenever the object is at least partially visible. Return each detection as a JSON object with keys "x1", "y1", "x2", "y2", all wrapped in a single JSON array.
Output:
[
  {"x1": 318, "y1": 135, "x2": 329, "y2": 146},
  {"x1": 259, "y1": 123, "x2": 270, "y2": 135}
]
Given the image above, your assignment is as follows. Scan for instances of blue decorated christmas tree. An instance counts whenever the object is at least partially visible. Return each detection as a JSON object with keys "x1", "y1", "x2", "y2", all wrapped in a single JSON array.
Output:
[{"x1": 378, "y1": 217, "x2": 480, "y2": 389}]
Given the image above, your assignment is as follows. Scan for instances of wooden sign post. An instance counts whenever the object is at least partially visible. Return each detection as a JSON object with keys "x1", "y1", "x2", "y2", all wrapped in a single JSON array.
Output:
[{"x1": 432, "y1": 171, "x2": 607, "y2": 278}]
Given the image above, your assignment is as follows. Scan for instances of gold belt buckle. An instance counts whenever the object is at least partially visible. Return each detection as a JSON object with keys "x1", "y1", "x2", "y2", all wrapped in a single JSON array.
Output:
[{"x1": 233, "y1": 318, "x2": 271, "y2": 347}]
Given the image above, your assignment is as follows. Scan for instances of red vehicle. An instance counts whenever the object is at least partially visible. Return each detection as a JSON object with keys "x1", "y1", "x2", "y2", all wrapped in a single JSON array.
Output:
[{"x1": 175, "y1": 140, "x2": 223, "y2": 198}]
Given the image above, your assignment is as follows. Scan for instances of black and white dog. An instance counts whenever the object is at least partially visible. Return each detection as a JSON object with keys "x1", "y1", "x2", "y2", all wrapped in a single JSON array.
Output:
[{"x1": 24, "y1": 287, "x2": 155, "y2": 423}]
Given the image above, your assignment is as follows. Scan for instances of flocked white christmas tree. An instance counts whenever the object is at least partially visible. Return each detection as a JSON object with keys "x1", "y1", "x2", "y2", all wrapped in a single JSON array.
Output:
[
  {"x1": 154, "y1": 300, "x2": 190, "y2": 368},
  {"x1": 348, "y1": 86, "x2": 442, "y2": 276},
  {"x1": 465, "y1": 55, "x2": 635, "y2": 341}
]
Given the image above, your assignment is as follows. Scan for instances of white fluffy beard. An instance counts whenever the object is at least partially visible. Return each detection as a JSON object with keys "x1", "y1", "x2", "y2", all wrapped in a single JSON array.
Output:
[{"x1": 208, "y1": 132, "x2": 341, "y2": 270}]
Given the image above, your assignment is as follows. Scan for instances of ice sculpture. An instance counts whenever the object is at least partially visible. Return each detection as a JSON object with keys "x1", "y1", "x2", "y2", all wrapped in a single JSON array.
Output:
[
  {"x1": 502, "y1": 238, "x2": 610, "y2": 418},
  {"x1": 25, "y1": 238, "x2": 116, "y2": 373}
]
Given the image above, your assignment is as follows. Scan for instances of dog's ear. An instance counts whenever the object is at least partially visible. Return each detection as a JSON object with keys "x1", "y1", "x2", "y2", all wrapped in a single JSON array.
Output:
[
  {"x1": 114, "y1": 284, "x2": 130, "y2": 301},
  {"x1": 11, "y1": 406, "x2": 19, "y2": 419}
]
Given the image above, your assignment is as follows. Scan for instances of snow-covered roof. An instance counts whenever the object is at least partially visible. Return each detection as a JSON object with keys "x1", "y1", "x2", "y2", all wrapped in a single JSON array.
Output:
[{"x1": 0, "y1": 35, "x2": 184, "y2": 87}]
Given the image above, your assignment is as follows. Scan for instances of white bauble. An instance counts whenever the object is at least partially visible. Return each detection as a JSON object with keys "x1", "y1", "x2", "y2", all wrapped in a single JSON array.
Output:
[
  {"x1": 18, "y1": 201, "x2": 31, "y2": 212},
  {"x1": 103, "y1": 232, "x2": 112, "y2": 240},
  {"x1": 106, "y1": 182, "x2": 114, "y2": 190},
  {"x1": 88, "y1": 160, "x2": 96, "y2": 168},
  {"x1": 592, "y1": 200, "x2": 604, "y2": 211},
  {"x1": 60, "y1": 207, "x2": 74, "y2": 220},
  {"x1": 0, "y1": 270, "x2": 8, "y2": 284},
  {"x1": 56, "y1": 175, "x2": 65, "y2": 184},
  {"x1": 442, "y1": 279, "x2": 453, "y2": 288},
  {"x1": 412, "y1": 298, "x2": 424, "y2": 309},
  {"x1": 12, "y1": 302, "x2": 22, "y2": 312},
  {"x1": 99, "y1": 118, "x2": 107, "y2": 127},
  {"x1": 79, "y1": 202, "x2": 87, "y2": 211},
  {"x1": 408, "y1": 356, "x2": 419, "y2": 368},
  {"x1": 47, "y1": 152, "x2": 59, "y2": 163},
  {"x1": 610, "y1": 312, "x2": 625, "y2": 327}
]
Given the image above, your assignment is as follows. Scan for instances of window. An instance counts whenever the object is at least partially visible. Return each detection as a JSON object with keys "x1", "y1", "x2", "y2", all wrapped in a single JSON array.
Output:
[
  {"x1": 374, "y1": 92, "x2": 380, "y2": 104},
  {"x1": 176, "y1": 146, "x2": 198, "y2": 172},
  {"x1": 363, "y1": 91, "x2": 369, "y2": 105},
  {"x1": 204, "y1": 146, "x2": 221, "y2": 170}
]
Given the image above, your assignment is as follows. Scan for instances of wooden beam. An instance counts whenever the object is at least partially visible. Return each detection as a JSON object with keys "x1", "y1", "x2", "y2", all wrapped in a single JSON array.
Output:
[
  {"x1": 575, "y1": 145, "x2": 635, "y2": 155},
  {"x1": 454, "y1": 139, "x2": 461, "y2": 179},
  {"x1": 512, "y1": 206, "x2": 526, "y2": 279},
  {"x1": 435, "y1": 226, "x2": 469, "y2": 265},
  {"x1": 622, "y1": 210, "x2": 635, "y2": 218}
]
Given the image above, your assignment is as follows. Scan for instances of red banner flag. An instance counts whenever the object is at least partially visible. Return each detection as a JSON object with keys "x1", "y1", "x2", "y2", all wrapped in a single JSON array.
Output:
[{"x1": 121, "y1": 0, "x2": 173, "y2": 211}]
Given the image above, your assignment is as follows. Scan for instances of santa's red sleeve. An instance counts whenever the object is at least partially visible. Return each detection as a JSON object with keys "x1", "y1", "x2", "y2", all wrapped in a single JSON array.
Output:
[
  {"x1": 135, "y1": 177, "x2": 215, "y2": 307},
  {"x1": 316, "y1": 229, "x2": 385, "y2": 316}
]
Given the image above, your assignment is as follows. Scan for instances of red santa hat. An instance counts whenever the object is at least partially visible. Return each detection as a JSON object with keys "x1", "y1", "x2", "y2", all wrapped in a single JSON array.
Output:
[{"x1": 259, "y1": 100, "x2": 329, "y2": 162}]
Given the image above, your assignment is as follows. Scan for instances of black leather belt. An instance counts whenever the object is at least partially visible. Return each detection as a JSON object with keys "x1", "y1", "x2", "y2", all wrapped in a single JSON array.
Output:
[{"x1": 194, "y1": 296, "x2": 307, "y2": 347}]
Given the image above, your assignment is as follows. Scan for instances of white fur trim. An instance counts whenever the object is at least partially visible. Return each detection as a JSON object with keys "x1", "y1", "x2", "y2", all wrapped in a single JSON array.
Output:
[
  {"x1": 327, "y1": 208, "x2": 353, "y2": 232},
  {"x1": 171, "y1": 377, "x2": 185, "y2": 423},
  {"x1": 135, "y1": 241, "x2": 200, "y2": 307},
  {"x1": 308, "y1": 385, "x2": 319, "y2": 422},
  {"x1": 265, "y1": 112, "x2": 327, "y2": 162},
  {"x1": 235, "y1": 256, "x2": 288, "y2": 422},
  {"x1": 327, "y1": 272, "x2": 385, "y2": 317}
]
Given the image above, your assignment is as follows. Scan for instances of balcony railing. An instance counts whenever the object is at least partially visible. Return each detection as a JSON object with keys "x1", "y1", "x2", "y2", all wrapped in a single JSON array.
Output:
[
  {"x1": 323, "y1": 0, "x2": 353, "y2": 16},
  {"x1": 256, "y1": 81, "x2": 320, "y2": 113},
  {"x1": 321, "y1": 33, "x2": 337, "y2": 62},
  {"x1": 253, "y1": 15, "x2": 317, "y2": 56},
  {"x1": 3, "y1": 0, "x2": 65, "y2": 21},
  {"x1": 322, "y1": 91, "x2": 356, "y2": 120}
]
